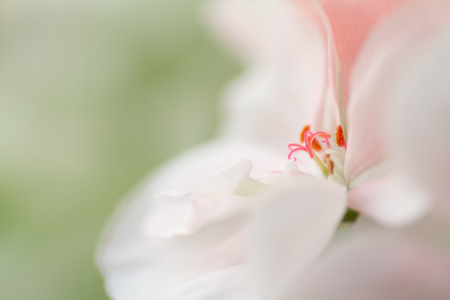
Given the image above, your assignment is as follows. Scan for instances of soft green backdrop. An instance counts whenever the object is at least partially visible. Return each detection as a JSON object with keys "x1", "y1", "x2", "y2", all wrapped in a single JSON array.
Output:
[{"x1": 0, "y1": 0, "x2": 239, "y2": 299}]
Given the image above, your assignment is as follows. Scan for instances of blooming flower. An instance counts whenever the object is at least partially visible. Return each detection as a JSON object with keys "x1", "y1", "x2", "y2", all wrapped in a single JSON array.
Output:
[{"x1": 97, "y1": 0, "x2": 450, "y2": 299}]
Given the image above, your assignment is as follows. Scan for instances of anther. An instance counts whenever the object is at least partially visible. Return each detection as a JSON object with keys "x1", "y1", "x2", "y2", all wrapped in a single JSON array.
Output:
[
  {"x1": 300, "y1": 125, "x2": 310, "y2": 143},
  {"x1": 312, "y1": 140, "x2": 322, "y2": 151},
  {"x1": 336, "y1": 125, "x2": 346, "y2": 149}
]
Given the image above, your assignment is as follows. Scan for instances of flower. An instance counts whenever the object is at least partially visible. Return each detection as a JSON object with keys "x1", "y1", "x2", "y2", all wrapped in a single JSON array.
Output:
[
  {"x1": 209, "y1": 0, "x2": 450, "y2": 226},
  {"x1": 97, "y1": 0, "x2": 450, "y2": 299}
]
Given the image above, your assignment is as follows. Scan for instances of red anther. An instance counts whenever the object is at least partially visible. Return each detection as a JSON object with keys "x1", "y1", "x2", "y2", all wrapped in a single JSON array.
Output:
[{"x1": 336, "y1": 125, "x2": 346, "y2": 148}]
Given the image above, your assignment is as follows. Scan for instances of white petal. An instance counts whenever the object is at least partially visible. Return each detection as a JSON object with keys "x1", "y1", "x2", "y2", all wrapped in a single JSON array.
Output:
[
  {"x1": 166, "y1": 266, "x2": 255, "y2": 300},
  {"x1": 97, "y1": 139, "x2": 284, "y2": 300},
  {"x1": 248, "y1": 177, "x2": 346, "y2": 298},
  {"x1": 143, "y1": 160, "x2": 257, "y2": 238},
  {"x1": 348, "y1": 173, "x2": 429, "y2": 226},
  {"x1": 280, "y1": 235, "x2": 450, "y2": 300},
  {"x1": 390, "y1": 26, "x2": 450, "y2": 222}
]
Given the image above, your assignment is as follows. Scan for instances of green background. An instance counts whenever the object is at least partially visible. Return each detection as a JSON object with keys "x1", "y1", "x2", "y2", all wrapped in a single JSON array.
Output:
[{"x1": 0, "y1": 0, "x2": 239, "y2": 299}]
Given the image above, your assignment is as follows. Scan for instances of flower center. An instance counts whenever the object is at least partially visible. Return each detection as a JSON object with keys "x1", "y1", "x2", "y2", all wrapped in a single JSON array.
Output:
[{"x1": 288, "y1": 125, "x2": 347, "y2": 183}]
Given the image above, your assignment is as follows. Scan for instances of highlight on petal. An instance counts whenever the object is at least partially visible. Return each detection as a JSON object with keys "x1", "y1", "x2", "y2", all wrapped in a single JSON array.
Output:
[
  {"x1": 348, "y1": 173, "x2": 429, "y2": 227},
  {"x1": 143, "y1": 160, "x2": 257, "y2": 238},
  {"x1": 279, "y1": 235, "x2": 450, "y2": 300},
  {"x1": 389, "y1": 27, "x2": 450, "y2": 222},
  {"x1": 320, "y1": 0, "x2": 407, "y2": 101},
  {"x1": 248, "y1": 177, "x2": 346, "y2": 298},
  {"x1": 97, "y1": 139, "x2": 284, "y2": 300},
  {"x1": 344, "y1": 0, "x2": 450, "y2": 185}
]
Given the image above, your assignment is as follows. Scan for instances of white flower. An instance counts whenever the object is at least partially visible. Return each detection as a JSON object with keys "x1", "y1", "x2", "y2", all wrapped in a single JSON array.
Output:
[{"x1": 97, "y1": 0, "x2": 450, "y2": 299}]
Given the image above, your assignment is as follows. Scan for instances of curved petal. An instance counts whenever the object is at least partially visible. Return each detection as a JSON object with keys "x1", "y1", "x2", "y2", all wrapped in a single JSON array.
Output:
[
  {"x1": 279, "y1": 235, "x2": 450, "y2": 300},
  {"x1": 389, "y1": 26, "x2": 450, "y2": 222},
  {"x1": 248, "y1": 177, "x2": 346, "y2": 298},
  {"x1": 97, "y1": 139, "x2": 285, "y2": 300},
  {"x1": 213, "y1": 0, "x2": 339, "y2": 150},
  {"x1": 166, "y1": 266, "x2": 255, "y2": 300},
  {"x1": 143, "y1": 160, "x2": 257, "y2": 238},
  {"x1": 344, "y1": 0, "x2": 450, "y2": 184},
  {"x1": 320, "y1": 0, "x2": 407, "y2": 101},
  {"x1": 348, "y1": 173, "x2": 429, "y2": 226}
]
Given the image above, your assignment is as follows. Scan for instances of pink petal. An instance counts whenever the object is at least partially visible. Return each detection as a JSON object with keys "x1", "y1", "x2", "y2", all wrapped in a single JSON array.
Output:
[
  {"x1": 320, "y1": 0, "x2": 407, "y2": 102},
  {"x1": 348, "y1": 173, "x2": 429, "y2": 226},
  {"x1": 248, "y1": 177, "x2": 346, "y2": 298},
  {"x1": 389, "y1": 26, "x2": 450, "y2": 223},
  {"x1": 280, "y1": 235, "x2": 450, "y2": 300},
  {"x1": 210, "y1": 0, "x2": 340, "y2": 149},
  {"x1": 344, "y1": 0, "x2": 450, "y2": 184}
]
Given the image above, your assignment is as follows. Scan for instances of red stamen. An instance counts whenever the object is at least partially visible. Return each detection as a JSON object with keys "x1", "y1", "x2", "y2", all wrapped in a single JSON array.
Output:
[
  {"x1": 288, "y1": 144, "x2": 312, "y2": 159},
  {"x1": 310, "y1": 131, "x2": 332, "y2": 149}
]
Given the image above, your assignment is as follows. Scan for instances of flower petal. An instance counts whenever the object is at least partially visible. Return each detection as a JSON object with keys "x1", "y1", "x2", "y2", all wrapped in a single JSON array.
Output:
[
  {"x1": 97, "y1": 139, "x2": 284, "y2": 300},
  {"x1": 166, "y1": 266, "x2": 255, "y2": 300},
  {"x1": 344, "y1": 0, "x2": 450, "y2": 184},
  {"x1": 390, "y1": 26, "x2": 450, "y2": 222},
  {"x1": 280, "y1": 235, "x2": 450, "y2": 300},
  {"x1": 320, "y1": 0, "x2": 407, "y2": 101},
  {"x1": 348, "y1": 173, "x2": 429, "y2": 226},
  {"x1": 248, "y1": 177, "x2": 346, "y2": 298},
  {"x1": 210, "y1": 0, "x2": 338, "y2": 150},
  {"x1": 143, "y1": 160, "x2": 257, "y2": 238}
]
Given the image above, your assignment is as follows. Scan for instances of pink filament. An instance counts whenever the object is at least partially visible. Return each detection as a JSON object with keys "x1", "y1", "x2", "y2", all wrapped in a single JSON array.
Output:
[{"x1": 287, "y1": 128, "x2": 332, "y2": 160}]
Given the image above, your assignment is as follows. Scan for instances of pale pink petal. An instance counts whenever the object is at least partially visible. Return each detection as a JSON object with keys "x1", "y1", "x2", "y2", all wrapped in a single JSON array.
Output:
[
  {"x1": 167, "y1": 266, "x2": 255, "y2": 300},
  {"x1": 344, "y1": 0, "x2": 450, "y2": 184},
  {"x1": 248, "y1": 177, "x2": 346, "y2": 298},
  {"x1": 143, "y1": 160, "x2": 258, "y2": 238},
  {"x1": 348, "y1": 173, "x2": 429, "y2": 226},
  {"x1": 211, "y1": 0, "x2": 339, "y2": 150},
  {"x1": 389, "y1": 27, "x2": 450, "y2": 223},
  {"x1": 97, "y1": 139, "x2": 284, "y2": 300},
  {"x1": 320, "y1": 0, "x2": 407, "y2": 101},
  {"x1": 280, "y1": 235, "x2": 450, "y2": 300},
  {"x1": 102, "y1": 228, "x2": 249, "y2": 300}
]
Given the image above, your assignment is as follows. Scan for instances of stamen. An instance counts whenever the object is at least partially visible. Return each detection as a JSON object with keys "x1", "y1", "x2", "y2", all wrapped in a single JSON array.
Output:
[
  {"x1": 288, "y1": 126, "x2": 332, "y2": 161},
  {"x1": 288, "y1": 144, "x2": 310, "y2": 159},
  {"x1": 336, "y1": 125, "x2": 346, "y2": 149},
  {"x1": 323, "y1": 153, "x2": 335, "y2": 175},
  {"x1": 287, "y1": 125, "x2": 349, "y2": 183},
  {"x1": 310, "y1": 131, "x2": 332, "y2": 149}
]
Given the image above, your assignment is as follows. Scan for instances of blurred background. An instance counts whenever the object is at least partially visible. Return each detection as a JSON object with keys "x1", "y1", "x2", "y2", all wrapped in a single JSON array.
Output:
[{"x1": 0, "y1": 0, "x2": 239, "y2": 299}]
